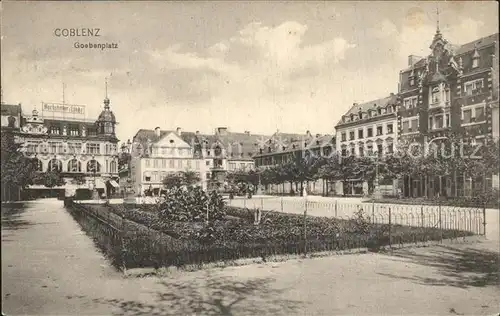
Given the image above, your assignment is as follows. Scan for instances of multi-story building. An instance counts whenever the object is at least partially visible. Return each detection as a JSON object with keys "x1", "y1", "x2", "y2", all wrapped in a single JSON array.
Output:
[
  {"x1": 128, "y1": 127, "x2": 304, "y2": 194},
  {"x1": 335, "y1": 94, "x2": 399, "y2": 196},
  {"x1": 398, "y1": 27, "x2": 499, "y2": 197},
  {"x1": 18, "y1": 97, "x2": 120, "y2": 199},
  {"x1": 129, "y1": 127, "x2": 206, "y2": 195},
  {"x1": 254, "y1": 131, "x2": 335, "y2": 195}
]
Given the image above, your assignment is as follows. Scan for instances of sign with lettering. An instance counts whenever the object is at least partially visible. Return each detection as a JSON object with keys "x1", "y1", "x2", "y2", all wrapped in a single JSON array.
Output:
[{"x1": 42, "y1": 103, "x2": 86, "y2": 116}]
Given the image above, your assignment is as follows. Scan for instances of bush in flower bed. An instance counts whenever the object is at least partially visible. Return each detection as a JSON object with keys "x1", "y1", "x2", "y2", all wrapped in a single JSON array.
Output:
[{"x1": 158, "y1": 187, "x2": 226, "y2": 222}]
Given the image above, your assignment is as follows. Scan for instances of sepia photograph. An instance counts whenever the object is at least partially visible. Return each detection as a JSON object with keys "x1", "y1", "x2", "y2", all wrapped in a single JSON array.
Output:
[{"x1": 1, "y1": 1, "x2": 499, "y2": 315}]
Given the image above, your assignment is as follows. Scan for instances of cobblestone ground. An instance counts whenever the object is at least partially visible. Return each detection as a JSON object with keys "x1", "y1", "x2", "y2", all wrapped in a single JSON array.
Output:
[{"x1": 2, "y1": 199, "x2": 499, "y2": 315}]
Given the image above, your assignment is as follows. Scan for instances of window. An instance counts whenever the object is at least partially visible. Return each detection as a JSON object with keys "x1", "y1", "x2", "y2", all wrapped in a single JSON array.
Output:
[
  {"x1": 464, "y1": 79, "x2": 483, "y2": 96},
  {"x1": 143, "y1": 172, "x2": 151, "y2": 182},
  {"x1": 358, "y1": 129, "x2": 364, "y2": 139},
  {"x1": 48, "y1": 159, "x2": 62, "y2": 172},
  {"x1": 104, "y1": 122, "x2": 113, "y2": 134},
  {"x1": 476, "y1": 107, "x2": 485, "y2": 122},
  {"x1": 358, "y1": 146, "x2": 364, "y2": 157},
  {"x1": 377, "y1": 144, "x2": 383, "y2": 155},
  {"x1": 177, "y1": 160, "x2": 183, "y2": 168},
  {"x1": 445, "y1": 114, "x2": 450, "y2": 127},
  {"x1": 386, "y1": 124, "x2": 393, "y2": 134},
  {"x1": 403, "y1": 96, "x2": 417, "y2": 109},
  {"x1": 349, "y1": 131, "x2": 355, "y2": 140},
  {"x1": 376, "y1": 126, "x2": 383, "y2": 136},
  {"x1": 229, "y1": 163, "x2": 236, "y2": 170},
  {"x1": 341, "y1": 133, "x2": 346, "y2": 142},
  {"x1": 367, "y1": 144, "x2": 373, "y2": 156},
  {"x1": 187, "y1": 160, "x2": 192, "y2": 168},
  {"x1": 169, "y1": 160, "x2": 175, "y2": 168},
  {"x1": 67, "y1": 159, "x2": 81, "y2": 172},
  {"x1": 195, "y1": 160, "x2": 200, "y2": 169},
  {"x1": 435, "y1": 115, "x2": 444, "y2": 129},
  {"x1": 429, "y1": 116, "x2": 433, "y2": 129},
  {"x1": 410, "y1": 77, "x2": 415, "y2": 86},
  {"x1": 341, "y1": 149, "x2": 347, "y2": 157},
  {"x1": 206, "y1": 160, "x2": 210, "y2": 166},
  {"x1": 411, "y1": 119, "x2": 419, "y2": 132},
  {"x1": 402, "y1": 121, "x2": 410, "y2": 134},
  {"x1": 86, "y1": 160, "x2": 100, "y2": 173},
  {"x1": 350, "y1": 147, "x2": 355, "y2": 156},
  {"x1": 145, "y1": 159, "x2": 151, "y2": 168},
  {"x1": 49, "y1": 125, "x2": 61, "y2": 135},
  {"x1": 472, "y1": 55, "x2": 479, "y2": 68},
  {"x1": 153, "y1": 159, "x2": 159, "y2": 168},
  {"x1": 68, "y1": 125, "x2": 80, "y2": 136},
  {"x1": 109, "y1": 161, "x2": 117, "y2": 173},
  {"x1": 161, "y1": 159, "x2": 166, "y2": 168},
  {"x1": 387, "y1": 143, "x2": 394, "y2": 154},
  {"x1": 431, "y1": 87, "x2": 440, "y2": 104},
  {"x1": 367, "y1": 128, "x2": 373, "y2": 137},
  {"x1": 463, "y1": 109, "x2": 472, "y2": 124},
  {"x1": 240, "y1": 163, "x2": 245, "y2": 170},
  {"x1": 86, "y1": 143, "x2": 100, "y2": 154}
]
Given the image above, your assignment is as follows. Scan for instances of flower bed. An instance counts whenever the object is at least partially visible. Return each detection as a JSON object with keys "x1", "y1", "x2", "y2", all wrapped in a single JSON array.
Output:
[{"x1": 70, "y1": 201, "x2": 475, "y2": 271}]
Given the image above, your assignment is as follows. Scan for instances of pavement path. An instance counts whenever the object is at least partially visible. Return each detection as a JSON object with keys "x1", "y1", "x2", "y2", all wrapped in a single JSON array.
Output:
[{"x1": 2, "y1": 199, "x2": 499, "y2": 315}]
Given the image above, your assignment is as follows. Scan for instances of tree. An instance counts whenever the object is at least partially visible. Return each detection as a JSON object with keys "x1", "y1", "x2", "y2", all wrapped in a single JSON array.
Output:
[
  {"x1": 162, "y1": 170, "x2": 202, "y2": 189},
  {"x1": 1, "y1": 132, "x2": 38, "y2": 189}
]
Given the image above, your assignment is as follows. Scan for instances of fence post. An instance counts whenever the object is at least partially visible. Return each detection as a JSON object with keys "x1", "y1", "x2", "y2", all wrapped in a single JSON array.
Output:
[
  {"x1": 388, "y1": 207, "x2": 392, "y2": 249},
  {"x1": 420, "y1": 205, "x2": 424, "y2": 228},
  {"x1": 371, "y1": 200, "x2": 375, "y2": 224},
  {"x1": 335, "y1": 200, "x2": 338, "y2": 218},
  {"x1": 483, "y1": 203, "x2": 487, "y2": 237},
  {"x1": 206, "y1": 201, "x2": 209, "y2": 224},
  {"x1": 303, "y1": 200, "x2": 308, "y2": 256},
  {"x1": 120, "y1": 214, "x2": 126, "y2": 275},
  {"x1": 439, "y1": 201, "x2": 443, "y2": 243}
]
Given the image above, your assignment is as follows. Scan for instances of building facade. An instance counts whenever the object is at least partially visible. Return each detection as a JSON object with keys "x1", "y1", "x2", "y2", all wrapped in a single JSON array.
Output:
[
  {"x1": 254, "y1": 132, "x2": 335, "y2": 195},
  {"x1": 335, "y1": 94, "x2": 399, "y2": 196},
  {"x1": 18, "y1": 97, "x2": 120, "y2": 199},
  {"x1": 397, "y1": 28, "x2": 499, "y2": 197},
  {"x1": 129, "y1": 128, "x2": 206, "y2": 195}
]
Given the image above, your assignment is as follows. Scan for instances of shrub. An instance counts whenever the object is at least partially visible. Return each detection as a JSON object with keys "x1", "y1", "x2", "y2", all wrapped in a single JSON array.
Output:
[{"x1": 157, "y1": 187, "x2": 226, "y2": 222}]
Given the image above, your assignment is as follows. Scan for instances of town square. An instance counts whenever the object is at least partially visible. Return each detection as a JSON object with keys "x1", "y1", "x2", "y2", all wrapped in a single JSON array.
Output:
[{"x1": 1, "y1": 1, "x2": 499, "y2": 315}]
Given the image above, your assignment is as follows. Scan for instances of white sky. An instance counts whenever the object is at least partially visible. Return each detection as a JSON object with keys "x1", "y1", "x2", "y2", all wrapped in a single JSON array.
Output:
[{"x1": 1, "y1": 1, "x2": 498, "y2": 143}]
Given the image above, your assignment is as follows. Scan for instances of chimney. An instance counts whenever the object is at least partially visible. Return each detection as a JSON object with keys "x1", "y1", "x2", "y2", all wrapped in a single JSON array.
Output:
[
  {"x1": 353, "y1": 102, "x2": 358, "y2": 107},
  {"x1": 176, "y1": 127, "x2": 182, "y2": 136},
  {"x1": 244, "y1": 131, "x2": 250, "y2": 135},
  {"x1": 154, "y1": 127, "x2": 161, "y2": 137},
  {"x1": 390, "y1": 92, "x2": 394, "y2": 96},
  {"x1": 408, "y1": 55, "x2": 422, "y2": 67},
  {"x1": 217, "y1": 127, "x2": 228, "y2": 135}
]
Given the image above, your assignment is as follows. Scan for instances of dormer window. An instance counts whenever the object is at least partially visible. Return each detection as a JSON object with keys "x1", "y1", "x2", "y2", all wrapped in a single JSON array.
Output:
[
  {"x1": 472, "y1": 48, "x2": 480, "y2": 68},
  {"x1": 409, "y1": 69, "x2": 415, "y2": 86}
]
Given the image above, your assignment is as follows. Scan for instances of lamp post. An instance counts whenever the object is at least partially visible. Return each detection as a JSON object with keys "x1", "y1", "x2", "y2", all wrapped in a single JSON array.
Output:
[{"x1": 372, "y1": 149, "x2": 382, "y2": 199}]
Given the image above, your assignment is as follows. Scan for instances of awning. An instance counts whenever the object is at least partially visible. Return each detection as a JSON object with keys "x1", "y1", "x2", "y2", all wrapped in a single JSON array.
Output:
[{"x1": 109, "y1": 180, "x2": 120, "y2": 188}]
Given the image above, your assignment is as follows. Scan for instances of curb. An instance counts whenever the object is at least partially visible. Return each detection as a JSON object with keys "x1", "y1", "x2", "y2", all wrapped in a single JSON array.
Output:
[{"x1": 123, "y1": 235, "x2": 484, "y2": 278}]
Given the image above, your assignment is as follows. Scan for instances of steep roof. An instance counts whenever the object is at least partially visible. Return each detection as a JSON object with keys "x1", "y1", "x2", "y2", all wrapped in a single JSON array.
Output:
[
  {"x1": 132, "y1": 128, "x2": 309, "y2": 159},
  {"x1": 455, "y1": 33, "x2": 499, "y2": 56},
  {"x1": 1, "y1": 104, "x2": 22, "y2": 116},
  {"x1": 344, "y1": 94, "x2": 398, "y2": 117}
]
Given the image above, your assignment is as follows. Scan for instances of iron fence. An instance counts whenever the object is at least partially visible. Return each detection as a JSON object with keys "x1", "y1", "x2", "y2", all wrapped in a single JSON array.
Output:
[
  {"x1": 227, "y1": 197, "x2": 486, "y2": 236},
  {"x1": 65, "y1": 197, "x2": 486, "y2": 272}
]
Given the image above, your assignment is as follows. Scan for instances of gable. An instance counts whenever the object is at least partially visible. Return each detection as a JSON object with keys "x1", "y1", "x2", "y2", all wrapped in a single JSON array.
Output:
[{"x1": 154, "y1": 132, "x2": 192, "y2": 149}]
